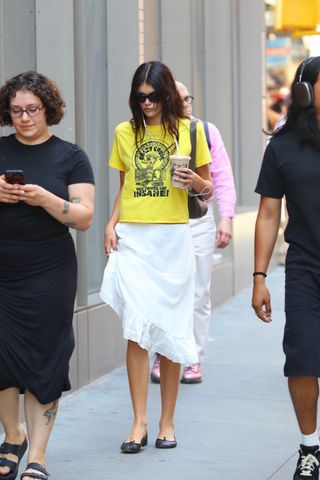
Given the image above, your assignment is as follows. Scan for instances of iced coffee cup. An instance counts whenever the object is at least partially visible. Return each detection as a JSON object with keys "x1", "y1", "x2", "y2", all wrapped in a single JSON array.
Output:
[{"x1": 169, "y1": 155, "x2": 190, "y2": 189}]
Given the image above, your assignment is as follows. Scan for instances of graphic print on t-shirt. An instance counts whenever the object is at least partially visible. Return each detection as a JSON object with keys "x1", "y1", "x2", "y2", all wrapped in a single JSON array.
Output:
[{"x1": 133, "y1": 140, "x2": 175, "y2": 197}]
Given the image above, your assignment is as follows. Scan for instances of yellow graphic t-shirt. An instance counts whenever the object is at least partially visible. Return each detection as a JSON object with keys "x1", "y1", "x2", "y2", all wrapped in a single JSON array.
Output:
[{"x1": 109, "y1": 118, "x2": 211, "y2": 223}]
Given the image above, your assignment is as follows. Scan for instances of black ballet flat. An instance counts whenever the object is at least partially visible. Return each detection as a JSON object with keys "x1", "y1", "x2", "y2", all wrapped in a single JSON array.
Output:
[
  {"x1": 155, "y1": 436, "x2": 177, "y2": 449},
  {"x1": 120, "y1": 432, "x2": 148, "y2": 453},
  {"x1": 0, "y1": 437, "x2": 28, "y2": 480}
]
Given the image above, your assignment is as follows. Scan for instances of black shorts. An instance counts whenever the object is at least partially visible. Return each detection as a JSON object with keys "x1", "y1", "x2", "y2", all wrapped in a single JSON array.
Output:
[{"x1": 284, "y1": 269, "x2": 320, "y2": 377}]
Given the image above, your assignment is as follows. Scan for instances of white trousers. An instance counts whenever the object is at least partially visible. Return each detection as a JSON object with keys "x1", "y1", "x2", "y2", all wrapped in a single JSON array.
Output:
[{"x1": 189, "y1": 204, "x2": 216, "y2": 363}]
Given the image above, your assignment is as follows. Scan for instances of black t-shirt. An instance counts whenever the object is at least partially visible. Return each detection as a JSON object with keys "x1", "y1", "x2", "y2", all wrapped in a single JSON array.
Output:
[
  {"x1": 0, "y1": 134, "x2": 94, "y2": 242},
  {"x1": 255, "y1": 130, "x2": 320, "y2": 272}
]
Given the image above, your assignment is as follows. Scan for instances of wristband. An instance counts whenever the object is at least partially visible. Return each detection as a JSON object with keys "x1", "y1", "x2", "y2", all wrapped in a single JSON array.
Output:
[{"x1": 253, "y1": 272, "x2": 267, "y2": 278}]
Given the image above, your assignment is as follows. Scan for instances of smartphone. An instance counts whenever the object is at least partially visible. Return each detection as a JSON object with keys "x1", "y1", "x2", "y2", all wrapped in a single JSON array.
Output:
[{"x1": 4, "y1": 169, "x2": 25, "y2": 185}]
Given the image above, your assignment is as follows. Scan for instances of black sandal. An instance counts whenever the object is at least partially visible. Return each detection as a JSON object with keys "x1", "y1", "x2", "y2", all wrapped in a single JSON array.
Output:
[
  {"x1": 0, "y1": 438, "x2": 28, "y2": 480},
  {"x1": 20, "y1": 463, "x2": 49, "y2": 480}
]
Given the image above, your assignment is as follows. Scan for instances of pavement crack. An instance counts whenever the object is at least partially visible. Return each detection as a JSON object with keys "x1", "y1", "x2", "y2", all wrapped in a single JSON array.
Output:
[{"x1": 265, "y1": 450, "x2": 298, "y2": 479}]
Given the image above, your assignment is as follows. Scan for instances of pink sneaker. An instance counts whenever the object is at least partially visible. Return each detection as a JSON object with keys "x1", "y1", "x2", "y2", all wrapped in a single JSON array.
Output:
[
  {"x1": 181, "y1": 363, "x2": 202, "y2": 384},
  {"x1": 150, "y1": 353, "x2": 161, "y2": 383}
]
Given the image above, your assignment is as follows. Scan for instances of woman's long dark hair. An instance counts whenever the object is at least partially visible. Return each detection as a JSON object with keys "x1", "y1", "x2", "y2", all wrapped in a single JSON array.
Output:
[
  {"x1": 129, "y1": 61, "x2": 184, "y2": 148},
  {"x1": 274, "y1": 56, "x2": 320, "y2": 149}
]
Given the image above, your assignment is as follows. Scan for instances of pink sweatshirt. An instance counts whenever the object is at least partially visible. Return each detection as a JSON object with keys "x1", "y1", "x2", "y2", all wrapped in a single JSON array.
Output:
[{"x1": 204, "y1": 120, "x2": 236, "y2": 218}]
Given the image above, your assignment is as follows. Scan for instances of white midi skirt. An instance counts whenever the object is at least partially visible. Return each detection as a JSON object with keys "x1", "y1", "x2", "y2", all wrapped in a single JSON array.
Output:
[{"x1": 100, "y1": 223, "x2": 198, "y2": 364}]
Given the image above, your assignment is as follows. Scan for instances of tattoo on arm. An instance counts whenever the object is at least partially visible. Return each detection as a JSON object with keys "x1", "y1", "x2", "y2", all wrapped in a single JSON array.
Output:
[
  {"x1": 43, "y1": 400, "x2": 58, "y2": 425},
  {"x1": 70, "y1": 196, "x2": 82, "y2": 204},
  {"x1": 62, "y1": 200, "x2": 70, "y2": 214}
]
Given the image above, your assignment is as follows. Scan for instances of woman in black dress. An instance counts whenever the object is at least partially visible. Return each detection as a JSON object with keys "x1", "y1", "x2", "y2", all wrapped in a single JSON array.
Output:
[{"x1": 0, "y1": 72, "x2": 95, "y2": 480}]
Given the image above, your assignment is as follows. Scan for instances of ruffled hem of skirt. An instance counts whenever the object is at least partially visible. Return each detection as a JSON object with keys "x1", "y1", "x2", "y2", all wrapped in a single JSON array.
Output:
[{"x1": 100, "y1": 290, "x2": 198, "y2": 365}]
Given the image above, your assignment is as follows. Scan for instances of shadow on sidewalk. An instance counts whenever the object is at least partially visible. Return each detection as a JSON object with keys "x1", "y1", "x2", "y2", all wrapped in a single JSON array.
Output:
[{"x1": 4, "y1": 266, "x2": 300, "y2": 479}]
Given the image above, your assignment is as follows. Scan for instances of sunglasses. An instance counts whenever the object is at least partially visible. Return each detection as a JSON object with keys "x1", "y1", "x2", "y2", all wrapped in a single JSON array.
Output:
[{"x1": 136, "y1": 91, "x2": 160, "y2": 104}]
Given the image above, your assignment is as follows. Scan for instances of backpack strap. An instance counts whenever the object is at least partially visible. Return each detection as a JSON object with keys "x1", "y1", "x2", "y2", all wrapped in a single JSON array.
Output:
[
  {"x1": 189, "y1": 118, "x2": 197, "y2": 172},
  {"x1": 203, "y1": 120, "x2": 211, "y2": 150}
]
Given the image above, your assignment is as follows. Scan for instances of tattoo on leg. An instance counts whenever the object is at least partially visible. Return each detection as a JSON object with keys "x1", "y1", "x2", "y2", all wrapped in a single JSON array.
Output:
[
  {"x1": 43, "y1": 400, "x2": 58, "y2": 425},
  {"x1": 62, "y1": 201, "x2": 70, "y2": 214}
]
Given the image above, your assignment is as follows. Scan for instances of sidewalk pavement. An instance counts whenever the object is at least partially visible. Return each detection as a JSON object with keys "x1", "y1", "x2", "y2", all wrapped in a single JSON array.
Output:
[{"x1": 17, "y1": 266, "x2": 301, "y2": 479}]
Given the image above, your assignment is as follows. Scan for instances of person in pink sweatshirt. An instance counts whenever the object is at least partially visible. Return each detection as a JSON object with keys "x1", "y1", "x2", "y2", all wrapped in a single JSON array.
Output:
[{"x1": 151, "y1": 80, "x2": 236, "y2": 384}]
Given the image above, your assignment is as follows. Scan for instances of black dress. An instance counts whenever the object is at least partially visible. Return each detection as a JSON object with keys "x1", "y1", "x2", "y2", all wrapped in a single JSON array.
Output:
[{"x1": 0, "y1": 135, "x2": 94, "y2": 404}]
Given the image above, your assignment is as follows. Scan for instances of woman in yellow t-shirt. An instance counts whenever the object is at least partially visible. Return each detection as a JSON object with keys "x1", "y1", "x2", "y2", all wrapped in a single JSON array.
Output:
[{"x1": 100, "y1": 61, "x2": 212, "y2": 453}]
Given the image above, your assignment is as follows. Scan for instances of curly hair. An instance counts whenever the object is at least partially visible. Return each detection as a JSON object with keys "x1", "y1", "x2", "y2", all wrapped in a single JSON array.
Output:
[
  {"x1": 129, "y1": 61, "x2": 184, "y2": 148},
  {"x1": 0, "y1": 71, "x2": 65, "y2": 126}
]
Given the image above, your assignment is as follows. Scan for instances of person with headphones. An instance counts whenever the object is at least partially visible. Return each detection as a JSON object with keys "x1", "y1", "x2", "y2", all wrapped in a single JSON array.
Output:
[{"x1": 252, "y1": 56, "x2": 320, "y2": 480}]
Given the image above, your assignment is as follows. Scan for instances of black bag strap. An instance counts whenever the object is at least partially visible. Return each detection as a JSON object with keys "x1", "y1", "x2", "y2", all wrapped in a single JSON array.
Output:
[
  {"x1": 190, "y1": 119, "x2": 211, "y2": 171},
  {"x1": 189, "y1": 118, "x2": 197, "y2": 172},
  {"x1": 203, "y1": 120, "x2": 211, "y2": 150}
]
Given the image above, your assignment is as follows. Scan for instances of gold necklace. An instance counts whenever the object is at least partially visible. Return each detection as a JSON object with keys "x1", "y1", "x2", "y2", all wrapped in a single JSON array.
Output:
[
  {"x1": 141, "y1": 118, "x2": 176, "y2": 154},
  {"x1": 142, "y1": 117, "x2": 163, "y2": 141}
]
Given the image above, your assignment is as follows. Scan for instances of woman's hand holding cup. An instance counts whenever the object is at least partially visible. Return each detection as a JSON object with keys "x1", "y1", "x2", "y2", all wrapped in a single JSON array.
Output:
[
  {"x1": 169, "y1": 155, "x2": 191, "y2": 189},
  {"x1": 173, "y1": 167, "x2": 194, "y2": 189}
]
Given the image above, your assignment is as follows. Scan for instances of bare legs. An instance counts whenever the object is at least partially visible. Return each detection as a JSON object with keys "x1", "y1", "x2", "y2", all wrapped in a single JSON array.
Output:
[
  {"x1": 158, "y1": 355, "x2": 180, "y2": 440},
  {"x1": 23, "y1": 391, "x2": 58, "y2": 478},
  {"x1": 125, "y1": 340, "x2": 149, "y2": 442},
  {"x1": 0, "y1": 388, "x2": 58, "y2": 479},
  {"x1": 0, "y1": 388, "x2": 25, "y2": 476},
  {"x1": 125, "y1": 340, "x2": 181, "y2": 442},
  {"x1": 288, "y1": 376, "x2": 319, "y2": 435}
]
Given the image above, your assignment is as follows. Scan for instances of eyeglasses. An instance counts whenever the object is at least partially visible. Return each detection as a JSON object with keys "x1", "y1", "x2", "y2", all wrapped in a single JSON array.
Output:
[
  {"x1": 182, "y1": 95, "x2": 194, "y2": 104},
  {"x1": 8, "y1": 105, "x2": 44, "y2": 118},
  {"x1": 136, "y1": 92, "x2": 160, "y2": 104}
]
